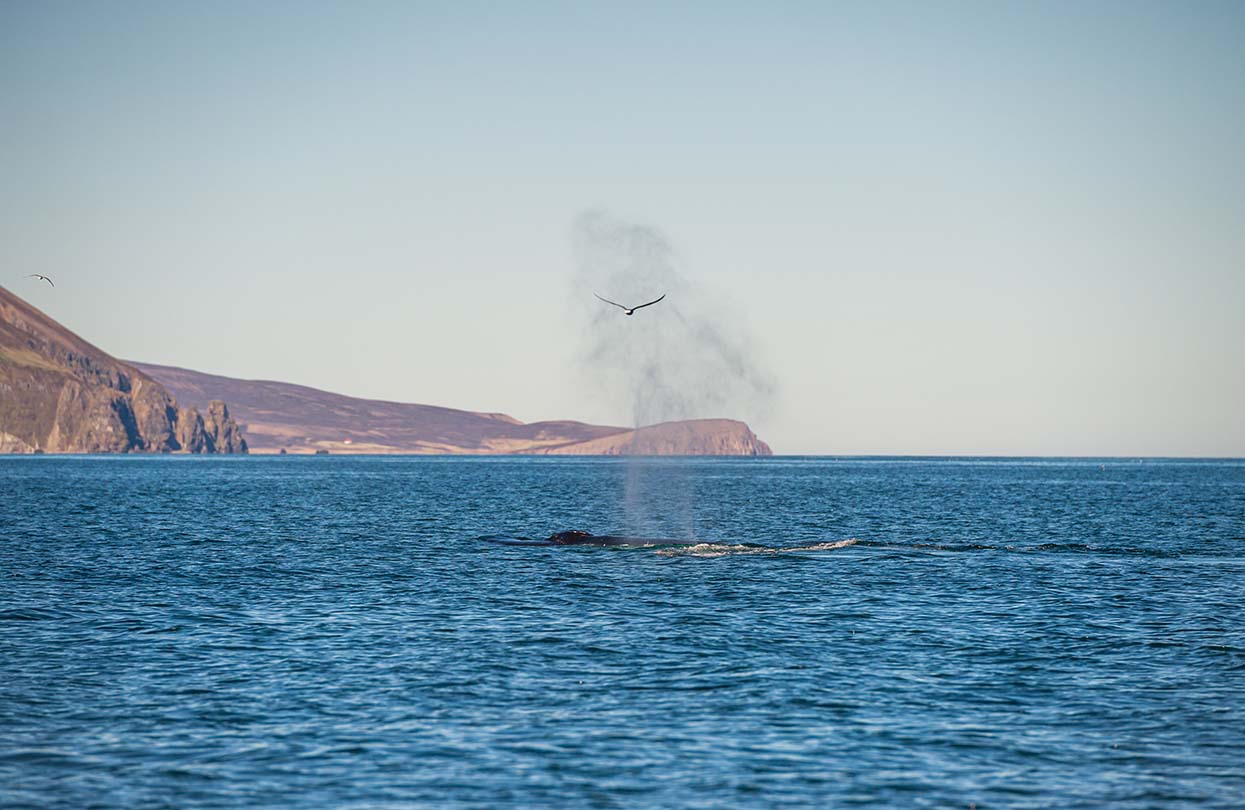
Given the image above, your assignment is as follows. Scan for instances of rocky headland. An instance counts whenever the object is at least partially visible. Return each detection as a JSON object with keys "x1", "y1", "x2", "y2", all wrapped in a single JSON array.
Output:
[{"x1": 0, "y1": 286, "x2": 247, "y2": 454}]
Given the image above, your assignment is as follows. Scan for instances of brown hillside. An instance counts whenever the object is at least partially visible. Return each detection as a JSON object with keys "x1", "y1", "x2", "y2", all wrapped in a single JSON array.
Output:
[{"x1": 133, "y1": 362, "x2": 771, "y2": 456}]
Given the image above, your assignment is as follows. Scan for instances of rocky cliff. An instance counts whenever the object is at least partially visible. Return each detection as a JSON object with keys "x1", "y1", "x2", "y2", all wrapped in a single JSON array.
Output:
[
  {"x1": 0, "y1": 286, "x2": 247, "y2": 454},
  {"x1": 133, "y1": 362, "x2": 772, "y2": 456}
]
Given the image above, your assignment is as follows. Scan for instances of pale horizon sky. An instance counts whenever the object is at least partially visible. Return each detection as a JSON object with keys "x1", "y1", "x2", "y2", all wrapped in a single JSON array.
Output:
[{"x1": 3, "y1": 2, "x2": 1243, "y2": 455}]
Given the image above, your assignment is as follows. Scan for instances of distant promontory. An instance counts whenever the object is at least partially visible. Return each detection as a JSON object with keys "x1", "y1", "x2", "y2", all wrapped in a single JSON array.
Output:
[{"x1": 131, "y1": 363, "x2": 772, "y2": 456}]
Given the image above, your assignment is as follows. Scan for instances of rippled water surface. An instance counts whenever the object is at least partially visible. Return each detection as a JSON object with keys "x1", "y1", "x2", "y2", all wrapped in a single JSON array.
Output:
[{"x1": 2, "y1": 456, "x2": 1244, "y2": 807}]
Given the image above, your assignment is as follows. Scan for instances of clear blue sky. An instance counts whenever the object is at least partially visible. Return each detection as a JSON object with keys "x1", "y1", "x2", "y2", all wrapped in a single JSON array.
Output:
[{"x1": 3, "y1": 1, "x2": 1242, "y2": 455}]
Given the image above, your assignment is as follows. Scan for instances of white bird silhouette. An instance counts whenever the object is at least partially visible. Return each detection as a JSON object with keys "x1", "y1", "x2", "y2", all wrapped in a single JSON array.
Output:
[
  {"x1": 594, "y1": 292, "x2": 665, "y2": 316},
  {"x1": 28, "y1": 274, "x2": 54, "y2": 287}
]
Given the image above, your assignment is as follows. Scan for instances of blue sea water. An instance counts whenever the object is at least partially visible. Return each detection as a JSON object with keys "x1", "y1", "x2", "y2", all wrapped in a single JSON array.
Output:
[{"x1": 2, "y1": 455, "x2": 1243, "y2": 808}]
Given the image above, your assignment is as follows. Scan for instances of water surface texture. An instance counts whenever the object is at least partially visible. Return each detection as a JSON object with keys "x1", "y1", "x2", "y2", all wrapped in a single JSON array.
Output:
[{"x1": 2, "y1": 456, "x2": 1243, "y2": 807}]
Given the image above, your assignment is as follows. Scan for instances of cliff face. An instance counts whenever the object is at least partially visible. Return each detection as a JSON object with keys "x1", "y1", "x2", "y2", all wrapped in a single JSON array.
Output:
[
  {"x1": 132, "y1": 361, "x2": 772, "y2": 456},
  {"x1": 0, "y1": 286, "x2": 247, "y2": 454}
]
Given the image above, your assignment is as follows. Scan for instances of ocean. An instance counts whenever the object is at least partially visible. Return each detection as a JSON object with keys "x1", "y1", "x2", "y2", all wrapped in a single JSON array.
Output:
[{"x1": 2, "y1": 456, "x2": 1243, "y2": 808}]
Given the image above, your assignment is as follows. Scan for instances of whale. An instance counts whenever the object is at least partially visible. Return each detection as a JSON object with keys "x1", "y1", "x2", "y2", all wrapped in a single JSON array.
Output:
[
  {"x1": 546, "y1": 530, "x2": 702, "y2": 547},
  {"x1": 481, "y1": 530, "x2": 862, "y2": 555},
  {"x1": 480, "y1": 530, "x2": 704, "y2": 547}
]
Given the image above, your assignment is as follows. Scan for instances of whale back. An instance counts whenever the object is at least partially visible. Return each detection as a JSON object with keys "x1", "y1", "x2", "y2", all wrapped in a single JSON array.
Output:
[{"x1": 546, "y1": 530, "x2": 701, "y2": 547}]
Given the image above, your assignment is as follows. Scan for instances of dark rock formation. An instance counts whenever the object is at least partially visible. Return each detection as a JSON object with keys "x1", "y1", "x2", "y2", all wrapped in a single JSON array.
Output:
[
  {"x1": 171, "y1": 400, "x2": 248, "y2": 454},
  {"x1": 0, "y1": 285, "x2": 247, "y2": 454},
  {"x1": 130, "y1": 376, "x2": 180, "y2": 452},
  {"x1": 204, "y1": 400, "x2": 247, "y2": 453},
  {"x1": 174, "y1": 405, "x2": 209, "y2": 452}
]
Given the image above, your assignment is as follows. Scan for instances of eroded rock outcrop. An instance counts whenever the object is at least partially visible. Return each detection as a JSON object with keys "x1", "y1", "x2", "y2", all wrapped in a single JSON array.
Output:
[
  {"x1": 0, "y1": 285, "x2": 247, "y2": 454},
  {"x1": 204, "y1": 400, "x2": 247, "y2": 453},
  {"x1": 174, "y1": 405, "x2": 209, "y2": 452},
  {"x1": 173, "y1": 400, "x2": 248, "y2": 454}
]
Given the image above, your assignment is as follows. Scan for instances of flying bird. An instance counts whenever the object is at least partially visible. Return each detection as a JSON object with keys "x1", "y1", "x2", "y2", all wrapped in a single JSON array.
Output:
[
  {"x1": 28, "y1": 274, "x2": 54, "y2": 287},
  {"x1": 594, "y1": 292, "x2": 665, "y2": 316}
]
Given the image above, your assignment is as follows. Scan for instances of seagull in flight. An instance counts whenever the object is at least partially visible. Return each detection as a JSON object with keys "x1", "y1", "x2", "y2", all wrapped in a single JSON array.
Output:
[
  {"x1": 28, "y1": 274, "x2": 54, "y2": 287},
  {"x1": 594, "y1": 292, "x2": 665, "y2": 316}
]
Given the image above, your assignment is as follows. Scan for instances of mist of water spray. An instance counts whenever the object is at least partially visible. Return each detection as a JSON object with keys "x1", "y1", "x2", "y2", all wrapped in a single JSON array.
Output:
[{"x1": 570, "y1": 210, "x2": 776, "y2": 537}]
